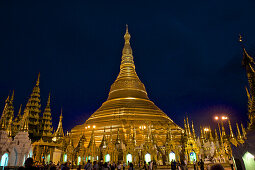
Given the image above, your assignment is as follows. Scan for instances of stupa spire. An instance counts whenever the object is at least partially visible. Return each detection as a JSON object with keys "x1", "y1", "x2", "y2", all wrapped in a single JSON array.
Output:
[
  {"x1": 25, "y1": 74, "x2": 41, "y2": 141},
  {"x1": 184, "y1": 118, "x2": 187, "y2": 136},
  {"x1": 100, "y1": 128, "x2": 107, "y2": 149},
  {"x1": 10, "y1": 90, "x2": 14, "y2": 103},
  {"x1": 241, "y1": 123, "x2": 246, "y2": 139},
  {"x1": 228, "y1": 120, "x2": 235, "y2": 138},
  {"x1": 41, "y1": 93, "x2": 53, "y2": 141},
  {"x1": 53, "y1": 110, "x2": 64, "y2": 141},
  {"x1": 116, "y1": 128, "x2": 121, "y2": 144},
  {"x1": 214, "y1": 129, "x2": 219, "y2": 142},
  {"x1": 88, "y1": 128, "x2": 96, "y2": 148},
  {"x1": 209, "y1": 127, "x2": 214, "y2": 141},
  {"x1": 20, "y1": 112, "x2": 29, "y2": 132},
  {"x1": 36, "y1": 73, "x2": 40, "y2": 86},
  {"x1": 13, "y1": 104, "x2": 23, "y2": 136},
  {"x1": 240, "y1": 35, "x2": 255, "y2": 129},
  {"x1": 1, "y1": 93, "x2": 14, "y2": 132},
  {"x1": 132, "y1": 127, "x2": 136, "y2": 145},
  {"x1": 191, "y1": 121, "x2": 196, "y2": 139},
  {"x1": 236, "y1": 123, "x2": 244, "y2": 144},
  {"x1": 122, "y1": 25, "x2": 132, "y2": 56},
  {"x1": 186, "y1": 117, "x2": 191, "y2": 137},
  {"x1": 0, "y1": 118, "x2": 6, "y2": 130},
  {"x1": 107, "y1": 25, "x2": 149, "y2": 100}
]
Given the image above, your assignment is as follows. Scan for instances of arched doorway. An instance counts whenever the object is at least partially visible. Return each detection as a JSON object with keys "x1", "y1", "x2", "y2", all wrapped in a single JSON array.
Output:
[
  {"x1": 126, "y1": 154, "x2": 132, "y2": 164},
  {"x1": 105, "y1": 154, "x2": 110, "y2": 162},
  {"x1": 169, "y1": 152, "x2": 175, "y2": 162},
  {"x1": 46, "y1": 154, "x2": 50, "y2": 163},
  {"x1": 64, "y1": 154, "x2": 67, "y2": 162},
  {"x1": 28, "y1": 150, "x2": 33, "y2": 158},
  {"x1": 1, "y1": 153, "x2": 8, "y2": 168},
  {"x1": 77, "y1": 156, "x2": 81, "y2": 165},
  {"x1": 189, "y1": 151, "x2": 196, "y2": 162},
  {"x1": 145, "y1": 153, "x2": 151, "y2": 163}
]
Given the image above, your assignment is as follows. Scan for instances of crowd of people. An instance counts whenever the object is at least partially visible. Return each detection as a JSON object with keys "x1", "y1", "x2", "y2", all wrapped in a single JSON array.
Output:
[
  {"x1": 16, "y1": 157, "x2": 227, "y2": 170},
  {"x1": 17, "y1": 158, "x2": 137, "y2": 170}
]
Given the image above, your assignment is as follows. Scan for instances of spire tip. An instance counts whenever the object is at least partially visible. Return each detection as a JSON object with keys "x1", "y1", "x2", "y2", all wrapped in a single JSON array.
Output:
[{"x1": 36, "y1": 72, "x2": 40, "y2": 86}]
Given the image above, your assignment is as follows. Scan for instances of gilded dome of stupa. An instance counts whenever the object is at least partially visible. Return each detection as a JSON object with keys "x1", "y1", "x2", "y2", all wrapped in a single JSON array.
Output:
[{"x1": 71, "y1": 26, "x2": 183, "y2": 147}]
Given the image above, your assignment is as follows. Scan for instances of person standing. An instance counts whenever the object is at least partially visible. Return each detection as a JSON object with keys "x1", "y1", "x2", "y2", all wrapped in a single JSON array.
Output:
[
  {"x1": 199, "y1": 159, "x2": 204, "y2": 170},
  {"x1": 117, "y1": 163, "x2": 121, "y2": 170},
  {"x1": 193, "y1": 160, "x2": 197, "y2": 170},
  {"x1": 123, "y1": 162, "x2": 126, "y2": 170},
  {"x1": 93, "y1": 161, "x2": 99, "y2": 170},
  {"x1": 229, "y1": 158, "x2": 234, "y2": 170},
  {"x1": 85, "y1": 160, "x2": 92, "y2": 170},
  {"x1": 143, "y1": 161, "x2": 148, "y2": 170},
  {"x1": 128, "y1": 163, "x2": 134, "y2": 170}
]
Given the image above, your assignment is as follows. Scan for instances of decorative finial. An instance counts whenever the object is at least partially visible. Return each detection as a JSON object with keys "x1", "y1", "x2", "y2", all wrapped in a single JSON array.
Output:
[
  {"x1": 18, "y1": 104, "x2": 22, "y2": 115},
  {"x1": 5, "y1": 95, "x2": 9, "y2": 103},
  {"x1": 239, "y1": 34, "x2": 243, "y2": 42},
  {"x1": 36, "y1": 73, "x2": 40, "y2": 86},
  {"x1": 47, "y1": 93, "x2": 51, "y2": 105},
  {"x1": 122, "y1": 25, "x2": 132, "y2": 56},
  {"x1": 11, "y1": 90, "x2": 14, "y2": 102},
  {"x1": 124, "y1": 25, "x2": 131, "y2": 44},
  {"x1": 60, "y1": 108, "x2": 63, "y2": 120},
  {"x1": 214, "y1": 129, "x2": 219, "y2": 141},
  {"x1": 228, "y1": 120, "x2": 235, "y2": 138}
]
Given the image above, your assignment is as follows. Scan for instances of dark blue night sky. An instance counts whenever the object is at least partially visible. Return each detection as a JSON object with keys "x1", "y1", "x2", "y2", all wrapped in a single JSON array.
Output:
[{"x1": 0, "y1": 0, "x2": 255, "y2": 132}]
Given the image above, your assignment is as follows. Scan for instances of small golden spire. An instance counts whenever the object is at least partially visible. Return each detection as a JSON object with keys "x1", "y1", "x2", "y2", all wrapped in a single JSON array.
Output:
[
  {"x1": 239, "y1": 34, "x2": 243, "y2": 42},
  {"x1": 191, "y1": 121, "x2": 196, "y2": 139},
  {"x1": 0, "y1": 119, "x2": 6, "y2": 130},
  {"x1": 214, "y1": 129, "x2": 219, "y2": 141},
  {"x1": 20, "y1": 114, "x2": 29, "y2": 132},
  {"x1": 47, "y1": 93, "x2": 51, "y2": 106},
  {"x1": 236, "y1": 123, "x2": 242, "y2": 141},
  {"x1": 200, "y1": 126, "x2": 205, "y2": 145},
  {"x1": 116, "y1": 128, "x2": 121, "y2": 144},
  {"x1": 11, "y1": 90, "x2": 14, "y2": 102},
  {"x1": 184, "y1": 118, "x2": 187, "y2": 135},
  {"x1": 124, "y1": 24, "x2": 130, "y2": 43},
  {"x1": 221, "y1": 123, "x2": 226, "y2": 137},
  {"x1": 228, "y1": 120, "x2": 235, "y2": 138},
  {"x1": 5, "y1": 95, "x2": 10, "y2": 103},
  {"x1": 218, "y1": 123, "x2": 222, "y2": 140},
  {"x1": 186, "y1": 117, "x2": 191, "y2": 137},
  {"x1": 60, "y1": 108, "x2": 63, "y2": 121},
  {"x1": 241, "y1": 123, "x2": 246, "y2": 139},
  {"x1": 36, "y1": 73, "x2": 40, "y2": 86},
  {"x1": 200, "y1": 126, "x2": 204, "y2": 139},
  {"x1": 245, "y1": 87, "x2": 251, "y2": 99},
  {"x1": 122, "y1": 24, "x2": 132, "y2": 56},
  {"x1": 209, "y1": 127, "x2": 214, "y2": 141},
  {"x1": 18, "y1": 104, "x2": 22, "y2": 116}
]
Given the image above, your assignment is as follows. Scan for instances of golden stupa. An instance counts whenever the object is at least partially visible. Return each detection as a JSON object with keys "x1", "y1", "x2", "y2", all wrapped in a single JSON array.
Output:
[{"x1": 71, "y1": 26, "x2": 183, "y2": 147}]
